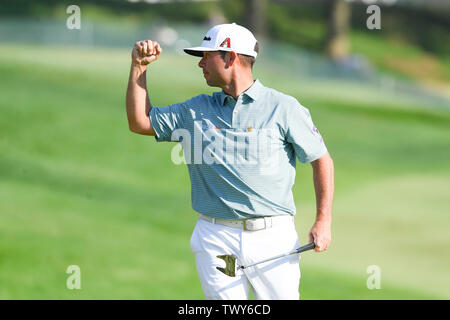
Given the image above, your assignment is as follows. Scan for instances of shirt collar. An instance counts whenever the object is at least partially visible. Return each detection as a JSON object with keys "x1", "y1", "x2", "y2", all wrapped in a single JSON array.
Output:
[
  {"x1": 243, "y1": 78, "x2": 263, "y2": 102},
  {"x1": 217, "y1": 79, "x2": 263, "y2": 106},
  {"x1": 217, "y1": 91, "x2": 229, "y2": 106}
]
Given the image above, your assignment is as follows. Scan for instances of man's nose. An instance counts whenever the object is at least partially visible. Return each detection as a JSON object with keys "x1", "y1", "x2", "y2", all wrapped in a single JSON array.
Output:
[{"x1": 198, "y1": 57, "x2": 205, "y2": 68}]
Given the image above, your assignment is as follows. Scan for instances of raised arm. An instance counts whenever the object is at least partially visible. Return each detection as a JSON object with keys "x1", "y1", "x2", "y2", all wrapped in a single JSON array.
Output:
[
  {"x1": 126, "y1": 40, "x2": 162, "y2": 136},
  {"x1": 309, "y1": 151, "x2": 334, "y2": 252}
]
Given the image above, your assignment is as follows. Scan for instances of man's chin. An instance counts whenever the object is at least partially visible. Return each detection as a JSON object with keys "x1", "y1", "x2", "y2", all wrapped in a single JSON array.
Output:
[{"x1": 204, "y1": 79, "x2": 220, "y2": 88}]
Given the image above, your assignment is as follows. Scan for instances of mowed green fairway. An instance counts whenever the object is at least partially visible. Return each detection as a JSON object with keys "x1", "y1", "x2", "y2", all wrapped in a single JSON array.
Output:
[{"x1": 0, "y1": 44, "x2": 449, "y2": 299}]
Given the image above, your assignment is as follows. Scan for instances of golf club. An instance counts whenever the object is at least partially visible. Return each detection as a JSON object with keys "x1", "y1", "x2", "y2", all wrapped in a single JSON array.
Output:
[{"x1": 217, "y1": 242, "x2": 316, "y2": 277}]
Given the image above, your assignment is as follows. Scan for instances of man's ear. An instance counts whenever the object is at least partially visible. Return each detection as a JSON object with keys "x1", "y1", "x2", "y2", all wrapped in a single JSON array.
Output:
[{"x1": 226, "y1": 51, "x2": 238, "y2": 68}]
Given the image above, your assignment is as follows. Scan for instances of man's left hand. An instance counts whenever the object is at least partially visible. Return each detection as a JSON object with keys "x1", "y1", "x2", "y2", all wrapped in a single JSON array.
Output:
[{"x1": 308, "y1": 219, "x2": 331, "y2": 252}]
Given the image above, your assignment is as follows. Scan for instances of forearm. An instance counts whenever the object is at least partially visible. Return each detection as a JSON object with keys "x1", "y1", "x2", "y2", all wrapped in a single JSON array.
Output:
[
  {"x1": 311, "y1": 152, "x2": 334, "y2": 223},
  {"x1": 126, "y1": 64, "x2": 152, "y2": 131}
]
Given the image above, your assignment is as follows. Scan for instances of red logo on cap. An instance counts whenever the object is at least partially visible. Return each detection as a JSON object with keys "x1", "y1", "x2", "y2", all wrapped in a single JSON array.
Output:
[{"x1": 220, "y1": 38, "x2": 231, "y2": 48}]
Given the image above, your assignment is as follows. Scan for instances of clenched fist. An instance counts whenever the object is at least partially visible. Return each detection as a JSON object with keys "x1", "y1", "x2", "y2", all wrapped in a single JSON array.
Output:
[{"x1": 132, "y1": 40, "x2": 162, "y2": 66}]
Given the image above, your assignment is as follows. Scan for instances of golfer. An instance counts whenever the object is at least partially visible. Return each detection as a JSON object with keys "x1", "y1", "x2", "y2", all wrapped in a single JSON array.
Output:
[{"x1": 126, "y1": 23, "x2": 334, "y2": 300}]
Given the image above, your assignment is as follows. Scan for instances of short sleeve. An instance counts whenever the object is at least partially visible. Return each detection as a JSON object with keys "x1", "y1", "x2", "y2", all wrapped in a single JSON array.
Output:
[
  {"x1": 285, "y1": 100, "x2": 327, "y2": 163},
  {"x1": 149, "y1": 102, "x2": 187, "y2": 142}
]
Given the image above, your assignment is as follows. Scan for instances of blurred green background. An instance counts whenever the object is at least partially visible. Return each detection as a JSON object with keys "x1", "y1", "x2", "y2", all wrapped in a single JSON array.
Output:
[{"x1": 0, "y1": 0, "x2": 449, "y2": 299}]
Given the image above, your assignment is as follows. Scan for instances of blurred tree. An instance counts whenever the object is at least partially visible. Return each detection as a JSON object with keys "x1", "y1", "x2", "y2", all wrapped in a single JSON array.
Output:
[
  {"x1": 244, "y1": 0, "x2": 269, "y2": 39},
  {"x1": 325, "y1": 0, "x2": 351, "y2": 61},
  {"x1": 2, "y1": 0, "x2": 448, "y2": 59}
]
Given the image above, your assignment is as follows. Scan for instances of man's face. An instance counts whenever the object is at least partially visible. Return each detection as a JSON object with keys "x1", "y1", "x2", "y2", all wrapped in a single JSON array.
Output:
[{"x1": 198, "y1": 51, "x2": 229, "y2": 87}]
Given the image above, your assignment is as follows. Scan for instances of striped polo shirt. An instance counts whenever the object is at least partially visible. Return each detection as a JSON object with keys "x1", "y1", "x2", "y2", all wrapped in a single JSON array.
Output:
[{"x1": 149, "y1": 79, "x2": 327, "y2": 220}]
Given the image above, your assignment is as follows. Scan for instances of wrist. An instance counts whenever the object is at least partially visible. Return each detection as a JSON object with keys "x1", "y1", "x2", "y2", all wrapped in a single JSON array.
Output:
[
  {"x1": 315, "y1": 213, "x2": 331, "y2": 224},
  {"x1": 131, "y1": 62, "x2": 147, "y2": 72}
]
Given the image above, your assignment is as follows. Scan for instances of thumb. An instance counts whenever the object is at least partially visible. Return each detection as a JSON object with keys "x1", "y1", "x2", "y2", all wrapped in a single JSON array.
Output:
[
  {"x1": 140, "y1": 55, "x2": 158, "y2": 65},
  {"x1": 309, "y1": 230, "x2": 321, "y2": 252}
]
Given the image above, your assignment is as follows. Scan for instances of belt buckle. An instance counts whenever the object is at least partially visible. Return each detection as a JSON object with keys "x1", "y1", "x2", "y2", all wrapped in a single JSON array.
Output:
[{"x1": 243, "y1": 218, "x2": 265, "y2": 231}]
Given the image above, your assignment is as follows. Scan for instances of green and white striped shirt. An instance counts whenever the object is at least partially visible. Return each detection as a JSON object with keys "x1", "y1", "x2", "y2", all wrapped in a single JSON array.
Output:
[{"x1": 150, "y1": 79, "x2": 327, "y2": 219}]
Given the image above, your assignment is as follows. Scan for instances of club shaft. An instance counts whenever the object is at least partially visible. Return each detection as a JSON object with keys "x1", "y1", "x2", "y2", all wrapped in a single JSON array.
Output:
[{"x1": 240, "y1": 242, "x2": 315, "y2": 270}]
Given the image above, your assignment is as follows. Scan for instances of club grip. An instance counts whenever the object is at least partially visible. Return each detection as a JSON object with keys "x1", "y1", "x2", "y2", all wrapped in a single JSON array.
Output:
[{"x1": 295, "y1": 242, "x2": 316, "y2": 253}]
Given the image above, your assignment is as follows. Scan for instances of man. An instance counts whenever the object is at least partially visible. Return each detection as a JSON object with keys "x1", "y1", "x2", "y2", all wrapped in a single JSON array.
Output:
[{"x1": 126, "y1": 23, "x2": 334, "y2": 300}]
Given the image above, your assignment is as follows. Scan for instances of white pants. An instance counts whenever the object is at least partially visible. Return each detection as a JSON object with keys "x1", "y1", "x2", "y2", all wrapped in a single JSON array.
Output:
[{"x1": 190, "y1": 217, "x2": 301, "y2": 300}]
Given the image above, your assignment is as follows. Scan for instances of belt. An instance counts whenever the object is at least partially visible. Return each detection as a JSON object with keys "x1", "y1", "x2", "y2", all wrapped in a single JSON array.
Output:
[{"x1": 198, "y1": 213, "x2": 294, "y2": 231}]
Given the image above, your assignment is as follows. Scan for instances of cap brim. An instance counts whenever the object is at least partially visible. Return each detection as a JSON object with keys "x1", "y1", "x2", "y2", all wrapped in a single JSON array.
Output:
[{"x1": 183, "y1": 46, "x2": 220, "y2": 57}]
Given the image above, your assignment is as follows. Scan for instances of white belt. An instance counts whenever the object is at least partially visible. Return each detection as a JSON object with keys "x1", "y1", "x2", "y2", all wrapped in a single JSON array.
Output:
[{"x1": 198, "y1": 213, "x2": 294, "y2": 231}]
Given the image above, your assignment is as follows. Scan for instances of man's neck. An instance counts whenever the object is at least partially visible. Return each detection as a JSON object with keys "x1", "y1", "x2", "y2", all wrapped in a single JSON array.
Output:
[{"x1": 222, "y1": 74, "x2": 255, "y2": 100}]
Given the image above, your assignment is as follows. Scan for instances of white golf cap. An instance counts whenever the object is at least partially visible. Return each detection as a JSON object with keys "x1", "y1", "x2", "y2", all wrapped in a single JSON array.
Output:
[{"x1": 184, "y1": 23, "x2": 258, "y2": 58}]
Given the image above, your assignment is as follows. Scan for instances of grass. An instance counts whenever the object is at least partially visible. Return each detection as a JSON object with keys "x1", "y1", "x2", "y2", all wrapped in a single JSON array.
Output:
[
  {"x1": 0, "y1": 43, "x2": 449, "y2": 299},
  {"x1": 350, "y1": 31, "x2": 450, "y2": 94}
]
